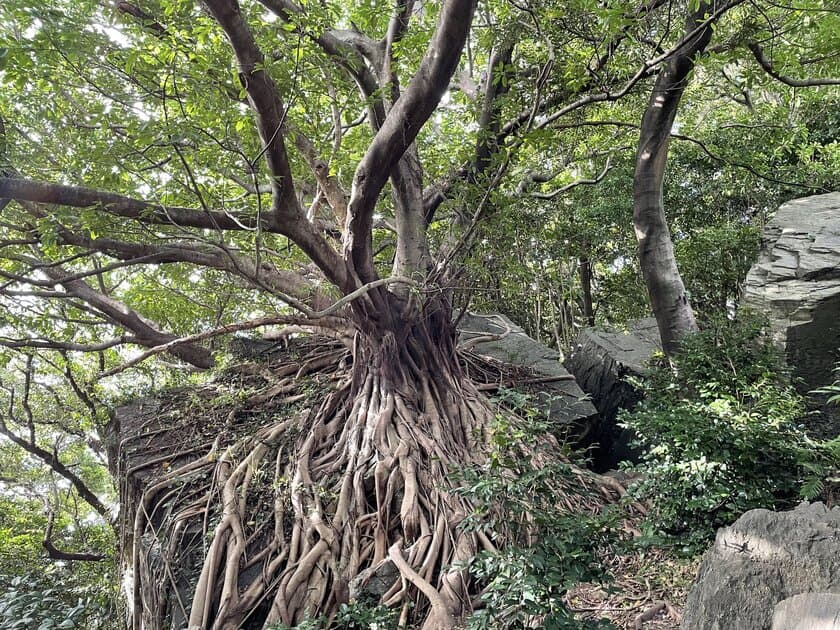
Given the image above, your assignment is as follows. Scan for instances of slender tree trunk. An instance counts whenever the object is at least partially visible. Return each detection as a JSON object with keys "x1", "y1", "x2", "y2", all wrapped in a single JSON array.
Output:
[
  {"x1": 633, "y1": 2, "x2": 716, "y2": 354},
  {"x1": 578, "y1": 255, "x2": 595, "y2": 326}
]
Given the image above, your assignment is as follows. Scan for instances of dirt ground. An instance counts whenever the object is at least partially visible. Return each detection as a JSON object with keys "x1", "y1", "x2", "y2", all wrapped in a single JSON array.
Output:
[{"x1": 566, "y1": 546, "x2": 700, "y2": 629}]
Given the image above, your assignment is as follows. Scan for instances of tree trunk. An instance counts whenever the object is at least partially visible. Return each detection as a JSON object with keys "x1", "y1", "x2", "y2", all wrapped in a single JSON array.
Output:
[
  {"x1": 633, "y1": 2, "x2": 715, "y2": 354},
  {"x1": 579, "y1": 255, "x2": 595, "y2": 326}
]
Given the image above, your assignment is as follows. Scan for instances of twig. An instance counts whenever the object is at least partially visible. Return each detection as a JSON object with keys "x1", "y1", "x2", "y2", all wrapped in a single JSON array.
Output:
[{"x1": 634, "y1": 600, "x2": 666, "y2": 628}]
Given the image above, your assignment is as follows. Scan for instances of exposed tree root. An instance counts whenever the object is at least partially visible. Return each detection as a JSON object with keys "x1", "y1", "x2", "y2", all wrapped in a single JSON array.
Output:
[{"x1": 124, "y1": 331, "x2": 621, "y2": 629}]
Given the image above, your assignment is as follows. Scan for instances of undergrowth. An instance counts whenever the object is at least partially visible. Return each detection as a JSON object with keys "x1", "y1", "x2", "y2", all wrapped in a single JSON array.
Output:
[
  {"x1": 456, "y1": 388, "x2": 616, "y2": 630},
  {"x1": 621, "y1": 313, "x2": 840, "y2": 551}
]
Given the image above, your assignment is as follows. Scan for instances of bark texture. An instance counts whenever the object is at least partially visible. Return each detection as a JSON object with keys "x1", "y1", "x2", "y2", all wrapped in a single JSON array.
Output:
[{"x1": 633, "y1": 2, "x2": 716, "y2": 354}]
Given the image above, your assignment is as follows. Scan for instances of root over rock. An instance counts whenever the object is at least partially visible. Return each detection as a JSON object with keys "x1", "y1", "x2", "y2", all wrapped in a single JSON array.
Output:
[{"x1": 118, "y1": 333, "x2": 616, "y2": 629}]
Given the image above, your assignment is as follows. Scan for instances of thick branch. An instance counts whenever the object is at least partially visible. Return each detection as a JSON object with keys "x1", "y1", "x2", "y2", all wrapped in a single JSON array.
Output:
[
  {"x1": 344, "y1": 0, "x2": 477, "y2": 282},
  {"x1": 473, "y1": 43, "x2": 515, "y2": 178},
  {"x1": 0, "y1": 177, "x2": 264, "y2": 232},
  {"x1": 43, "y1": 539, "x2": 107, "y2": 562},
  {"x1": 54, "y1": 229, "x2": 318, "y2": 305},
  {"x1": 382, "y1": 0, "x2": 416, "y2": 101},
  {"x1": 0, "y1": 336, "x2": 131, "y2": 352},
  {"x1": 41, "y1": 265, "x2": 214, "y2": 369},
  {"x1": 748, "y1": 42, "x2": 840, "y2": 87},
  {"x1": 43, "y1": 512, "x2": 107, "y2": 562},
  {"x1": 4, "y1": 183, "x2": 321, "y2": 308},
  {"x1": 202, "y1": 0, "x2": 298, "y2": 218},
  {"x1": 203, "y1": 0, "x2": 350, "y2": 291}
]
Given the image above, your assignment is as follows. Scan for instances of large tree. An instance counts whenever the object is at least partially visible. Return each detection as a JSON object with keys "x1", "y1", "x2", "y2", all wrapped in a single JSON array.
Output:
[{"x1": 0, "y1": 0, "x2": 838, "y2": 627}]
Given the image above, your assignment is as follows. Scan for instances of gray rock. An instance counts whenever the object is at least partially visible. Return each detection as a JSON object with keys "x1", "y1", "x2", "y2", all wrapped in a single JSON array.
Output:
[
  {"x1": 349, "y1": 559, "x2": 399, "y2": 602},
  {"x1": 563, "y1": 318, "x2": 661, "y2": 469},
  {"x1": 682, "y1": 502, "x2": 840, "y2": 630},
  {"x1": 772, "y1": 593, "x2": 840, "y2": 629},
  {"x1": 744, "y1": 192, "x2": 840, "y2": 391},
  {"x1": 458, "y1": 312, "x2": 598, "y2": 438}
]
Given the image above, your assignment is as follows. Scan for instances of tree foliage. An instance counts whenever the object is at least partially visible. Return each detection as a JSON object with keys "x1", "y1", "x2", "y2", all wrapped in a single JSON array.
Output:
[{"x1": 0, "y1": 0, "x2": 837, "y2": 626}]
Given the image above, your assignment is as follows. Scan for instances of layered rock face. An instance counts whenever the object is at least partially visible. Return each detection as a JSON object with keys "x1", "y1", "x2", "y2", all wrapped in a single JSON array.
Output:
[
  {"x1": 744, "y1": 192, "x2": 840, "y2": 391},
  {"x1": 564, "y1": 318, "x2": 660, "y2": 469},
  {"x1": 458, "y1": 312, "x2": 598, "y2": 438}
]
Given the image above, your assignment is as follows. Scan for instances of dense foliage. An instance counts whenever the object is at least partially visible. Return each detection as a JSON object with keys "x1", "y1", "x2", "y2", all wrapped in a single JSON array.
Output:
[
  {"x1": 623, "y1": 315, "x2": 840, "y2": 550},
  {"x1": 457, "y1": 391, "x2": 615, "y2": 629}
]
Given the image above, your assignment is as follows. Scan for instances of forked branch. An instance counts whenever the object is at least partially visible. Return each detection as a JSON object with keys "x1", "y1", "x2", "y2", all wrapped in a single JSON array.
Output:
[{"x1": 344, "y1": 0, "x2": 478, "y2": 283}]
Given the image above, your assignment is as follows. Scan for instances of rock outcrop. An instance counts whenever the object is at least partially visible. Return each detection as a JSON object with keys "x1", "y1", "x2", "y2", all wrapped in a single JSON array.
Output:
[
  {"x1": 744, "y1": 192, "x2": 840, "y2": 391},
  {"x1": 108, "y1": 322, "x2": 601, "y2": 628},
  {"x1": 458, "y1": 312, "x2": 598, "y2": 439},
  {"x1": 682, "y1": 502, "x2": 840, "y2": 630},
  {"x1": 563, "y1": 318, "x2": 661, "y2": 469}
]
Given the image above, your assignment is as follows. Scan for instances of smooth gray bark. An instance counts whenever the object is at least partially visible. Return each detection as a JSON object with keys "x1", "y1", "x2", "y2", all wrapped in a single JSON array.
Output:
[{"x1": 633, "y1": 2, "x2": 716, "y2": 355}]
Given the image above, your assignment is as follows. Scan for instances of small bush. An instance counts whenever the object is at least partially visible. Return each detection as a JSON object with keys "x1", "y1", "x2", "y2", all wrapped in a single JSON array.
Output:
[
  {"x1": 457, "y1": 389, "x2": 615, "y2": 629},
  {"x1": 622, "y1": 314, "x2": 838, "y2": 550},
  {"x1": 0, "y1": 571, "x2": 115, "y2": 630}
]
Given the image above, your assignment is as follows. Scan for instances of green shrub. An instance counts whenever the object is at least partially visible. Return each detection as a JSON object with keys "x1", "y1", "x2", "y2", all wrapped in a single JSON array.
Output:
[
  {"x1": 457, "y1": 389, "x2": 615, "y2": 629},
  {"x1": 621, "y1": 314, "x2": 838, "y2": 550},
  {"x1": 0, "y1": 570, "x2": 116, "y2": 630}
]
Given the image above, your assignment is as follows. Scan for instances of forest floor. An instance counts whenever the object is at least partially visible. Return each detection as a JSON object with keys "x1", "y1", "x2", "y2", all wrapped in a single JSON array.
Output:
[{"x1": 567, "y1": 545, "x2": 700, "y2": 629}]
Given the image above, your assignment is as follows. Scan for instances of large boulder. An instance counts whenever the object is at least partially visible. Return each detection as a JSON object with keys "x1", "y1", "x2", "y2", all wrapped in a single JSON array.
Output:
[
  {"x1": 458, "y1": 312, "x2": 598, "y2": 439},
  {"x1": 682, "y1": 502, "x2": 840, "y2": 630},
  {"x1": 108, "y1": 326, "x2": 598, "y2": 628},
  {"x1": 743, "y1": 192, "x2": 840, "y2": 391},
  {"x1": 563, "y1": 318, "x2": 661, "y2": 469}
]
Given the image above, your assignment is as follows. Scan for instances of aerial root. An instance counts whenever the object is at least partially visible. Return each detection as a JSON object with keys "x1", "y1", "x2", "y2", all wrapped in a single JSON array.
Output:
[{"x1": 130, "y1": 339, "x2": 622, "y2": 629}]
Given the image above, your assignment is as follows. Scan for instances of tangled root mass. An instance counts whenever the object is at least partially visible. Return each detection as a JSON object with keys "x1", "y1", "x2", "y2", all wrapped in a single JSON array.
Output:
[{"x1": 122, "y1": 320, "x2": 611, "y2": 629}]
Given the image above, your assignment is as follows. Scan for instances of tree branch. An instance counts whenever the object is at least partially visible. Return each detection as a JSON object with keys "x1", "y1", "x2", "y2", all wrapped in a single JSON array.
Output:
[
  {"x1": 530, "y1": 157, "x2": 613, "y2": 199},
  {"x1": 202, "y1": 0, "x2": 299, "y2": 218},
  {"x1": 0, "y1": 177, "x2": 265, "y2": 232},
  {"x1": 0, "y1": 405, "x2": 108, "y2": 518},
  {"x1": 100, "y1": 275, "x2": 417, "y2": 376},
  {"x1": 0, "y1": 336, "x2": 132, "y2": 352},
  {"x1": 203, "y1": 0, "x2": 350, "y2": 291},
  {"x1": 53, "y1": 229, "x2": 319, "y2": 305},
  {"x1": 42, "y1": 539, "x2": 107, "y2": 562},
  {"x1": 257, "y1": 0, "x2": 388, "y2": 130},
  {"x1": 43, "y1": 511, "x2": 107, "y2": 562},
  {"x1": 41, "y1": 264, "x2": 214, "y2": 369},
  {"x1": 747, "y1": 42, "x2": 840, "y2": 87},
  {"x1": 344, "y1": 0, "x2": 477, "y2": 283}
]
